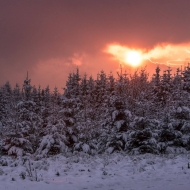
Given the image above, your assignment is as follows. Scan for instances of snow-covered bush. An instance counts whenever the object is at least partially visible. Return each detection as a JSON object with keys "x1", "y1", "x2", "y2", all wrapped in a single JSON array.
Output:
[
  {"x1": 181, "y1": 121, "x2": 190, "y2": 133},
  {"x1": 176, "y1": 106, "x2": 190, "y2": 120},
  {"x1": 74, "y1": 141, "x2": 97, "y2": 154},
  {"x1": 126, "y1": 128, "x2": 158, "y2": 154},
  {"x1": 3, "y1": 137, "x2": 33, "y2": 157},
  {"x1": 36, "y1": 125, "x2": 68, "y2": 157}
]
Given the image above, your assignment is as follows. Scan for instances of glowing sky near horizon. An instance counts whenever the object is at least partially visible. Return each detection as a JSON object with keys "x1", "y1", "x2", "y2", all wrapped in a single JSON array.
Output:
[
  {"x1": 1, "y1": 0, "x2": 190, "y2": 90},
  {"x1": 106, "y1": 43, "x2": 190, "y2": 67}
]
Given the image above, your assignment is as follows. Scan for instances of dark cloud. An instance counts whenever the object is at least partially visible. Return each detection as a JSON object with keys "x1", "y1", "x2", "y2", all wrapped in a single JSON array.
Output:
[{"x1": 1, "y1": 0, "x2": 190, "y2": 89}]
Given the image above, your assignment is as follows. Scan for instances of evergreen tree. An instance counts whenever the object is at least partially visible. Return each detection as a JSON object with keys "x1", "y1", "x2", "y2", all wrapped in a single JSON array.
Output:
[
  {"x1": 0, "y1": 89, "x2": 7, "y2": 127},
  {"x1": 2, "y1": 74, "x2": 42, "y2": 156},
  {"x1": 182, "y1": 64, "x2": 190, "y2": 92}
]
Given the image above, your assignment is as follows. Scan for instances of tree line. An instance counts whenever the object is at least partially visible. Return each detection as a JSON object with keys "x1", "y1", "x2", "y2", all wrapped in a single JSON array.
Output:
[{"x1": 1, "y1": 66, "x2": 190, "y2": 158}]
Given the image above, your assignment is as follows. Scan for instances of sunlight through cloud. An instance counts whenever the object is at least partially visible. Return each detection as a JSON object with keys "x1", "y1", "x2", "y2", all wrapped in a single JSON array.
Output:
[{"x1": 106, "y1": 43, "x2": 190, "y2": 67}]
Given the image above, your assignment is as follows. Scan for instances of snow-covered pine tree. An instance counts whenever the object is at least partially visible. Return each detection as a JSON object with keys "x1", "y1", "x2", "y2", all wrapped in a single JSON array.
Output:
[
  {"x1": 0, "y1": 88, "x2": 7, "y2": 128},
  {"x1": 2, "y1": 73, "x2": 42, "y2": 156},
  {"x1": 12, "y1": 84, "x2": 21, "y2": 104},
  {"x1": 40, "y1": 86, "x2": 51, "y2": 129},
  {"x1": 153, "y1": 66, "x2": 161, "y2": 86},
  {"x1": 126, "y1": 117, "x2": 159, "y2": 154},
  {"x1": 182, "y1": 64, "x2": 190, "y2": 93},
  {"x1": 133, "y1": 69, "x2": 150, "y2": 117},
  {"x1": 73, "y1": 74, "x2": 99, "y2": 154},
  {"x1": 58, "y1": 70, "x2": 82, "y2": 152},
  {"x1": 36, "y1": 86, "x2": 69, "y2": 157}
]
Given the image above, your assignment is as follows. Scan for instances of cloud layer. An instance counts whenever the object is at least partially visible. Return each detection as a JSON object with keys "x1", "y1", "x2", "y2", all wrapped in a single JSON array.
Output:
[{"x1": 1, "y1": 0, "x2": 190, "y2": 89}]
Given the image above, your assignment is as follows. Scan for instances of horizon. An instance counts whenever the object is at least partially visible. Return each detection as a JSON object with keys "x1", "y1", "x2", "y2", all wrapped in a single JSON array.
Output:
[{"x1": 1, "y1": 64, "x2": 187, "y2": 91}]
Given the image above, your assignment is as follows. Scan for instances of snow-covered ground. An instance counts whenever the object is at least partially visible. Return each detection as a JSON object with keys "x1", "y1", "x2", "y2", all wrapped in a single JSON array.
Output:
[{"x1": 0, "y1": 152, "x2": 190, "y2": 190}]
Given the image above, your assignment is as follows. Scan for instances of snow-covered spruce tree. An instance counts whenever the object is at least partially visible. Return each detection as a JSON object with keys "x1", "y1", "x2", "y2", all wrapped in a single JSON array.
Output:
[
  {"x1": 100, "y1": 98, "x2": 133, "y2": 154},
  {"x1": 182, "y1": 64, "x2": 190, "y2": 93},
  {"x1": 36, "y1": 87, "x2": 69, "y2": 157},
  {"x1": 169, "y1": 68, "x2": 184, "y2": 118},
  {"x1": 40, "y1": 86, "x2": 51, "y2": 129},
  {"x1": 2, "y1": 75, "x2": 42, "y2": 156},
  {"x1": 173, "y1": 68, "x2": 183, "y2": 99},
  {"x1": 125, "y1": 116, "x2": 160, "y2": 154},
  {"x1": 152, "y1": 66, "x2": 161, "y2": 86},
  {"x1": 0, "y1": 88, "x2": 7, "y2": 129},
  {"x1": 159, "y1": 68, "x2": 173, "y2": 106},
  {"x1": 178, "y1": 65, "x2": 190, "y2": 108},
  {"x1": 3, "y1": 81, "x2": 12, "y2": 102},
  {"x1": 173, "y1": 105, "x2": 190, "y2": 152},
  {"x1": 30, "y1": 85, "x2": 52, "y2": 139},
  {"x1": 149, "y1": 66, "x2": 162, "y2": 119},
  {"x1": 157, "y1": 118, "x2": 184, "y2": 154},
  {"x1": 85, "y1": 75, "x2": 97, "y2": 121},
  {"x1": 0, "y1": 82, "x2": 15, "y2": 153},
  {"x1": 35, "y1": 116, "x2": 68, "y2": 157},
  {"x1": 70, "y1": 71, "x2": 109, "y2": 154},
  {"x1": 12, "y1": 84, "x2": 22, "y2": 104},
  {"x1": 93, "y1": 70, "x2": 109, "y2": 112},
  {"x1": 128, "y1": 70, "x2": 145, "y2": 115},
  {"x1": 51, "y1": 70, "x2": 82, "y2": 153},
  {"x1": 73, "y1": 74, "x2": 100, "y2": 154},
  {"x1": 131, "y1": 69, "x2": 150, "y2": 117},
  {"x1": 0, "y1": 88, "x2": 7, "y2": 156},
  {"x1": 95, "y1": 70, "x2": 114, "y2": 123},
  {"x1": 115, "y1": 68, "x2": 126, "y2": 96},
  {"x1": 0, "y1": 82, "x2": 13, "y2": 125},
  {"x1": 151, "y1": 67, "x2": 174, "y2": 120},
  {"x1": 97, "y1": 70, "x2": 132, "y2": 154}
]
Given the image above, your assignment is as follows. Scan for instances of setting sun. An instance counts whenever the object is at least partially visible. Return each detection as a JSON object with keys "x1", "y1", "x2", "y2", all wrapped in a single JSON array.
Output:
[
  {"x1": 125, "y1": 51, "x2": 142, "y2": 66},
  {"x1": 106, "y1": 45, "x2": 144, "y2": 67}
]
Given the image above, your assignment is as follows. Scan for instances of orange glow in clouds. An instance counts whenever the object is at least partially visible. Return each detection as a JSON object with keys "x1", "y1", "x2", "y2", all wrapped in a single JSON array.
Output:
[
  {"x1": 106, "y1": 43, "x2": 190, "y2": 67},
  {"x1": 106, "y1": 45, "x2": 143, "y2": 67}
]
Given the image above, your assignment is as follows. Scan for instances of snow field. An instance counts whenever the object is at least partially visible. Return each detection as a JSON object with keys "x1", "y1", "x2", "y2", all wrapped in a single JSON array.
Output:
[{"x1": 0, "y1": 153, "x2": 190, "y2": 190}]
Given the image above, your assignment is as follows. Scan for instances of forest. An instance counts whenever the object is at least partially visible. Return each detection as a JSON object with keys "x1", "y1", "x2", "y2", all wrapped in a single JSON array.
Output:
[{"x1": 1, "y1": 65, "x2": 190, "y2": 158}]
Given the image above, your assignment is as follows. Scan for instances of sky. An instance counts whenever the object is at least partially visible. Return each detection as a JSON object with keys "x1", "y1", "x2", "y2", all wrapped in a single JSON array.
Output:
[{"x1": 1, "y1": 0, "x2": 190, "y2": 91}]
